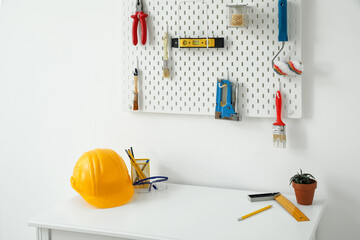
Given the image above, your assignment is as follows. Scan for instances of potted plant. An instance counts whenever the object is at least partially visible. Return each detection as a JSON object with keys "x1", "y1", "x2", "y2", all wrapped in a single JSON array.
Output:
[{"x1": 289, "y1": 169, "x2": 317, "y2": 205}]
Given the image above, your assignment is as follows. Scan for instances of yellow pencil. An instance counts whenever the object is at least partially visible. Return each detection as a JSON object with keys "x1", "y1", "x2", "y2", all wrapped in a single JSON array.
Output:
[
  {"x1": 127, "y1": 150, "x2": 147, "y2": 180},
  {"x1": 238, "y1": 205, "x2": 272, "y2": 221}
]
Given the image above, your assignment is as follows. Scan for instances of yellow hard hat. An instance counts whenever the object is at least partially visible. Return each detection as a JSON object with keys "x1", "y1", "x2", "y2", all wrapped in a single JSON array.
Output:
[{"x1": 70, "y1": 149, "x2": 134, "y2": 208}]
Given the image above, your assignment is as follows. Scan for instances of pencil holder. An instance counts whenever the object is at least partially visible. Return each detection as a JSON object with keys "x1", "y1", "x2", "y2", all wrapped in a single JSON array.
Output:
[
  {"x1": 227, "y1": 4, "x2": 249, "y2": 28},
  {"x1": 131, "y1": 159, "x2": 150, "y2": 190}
]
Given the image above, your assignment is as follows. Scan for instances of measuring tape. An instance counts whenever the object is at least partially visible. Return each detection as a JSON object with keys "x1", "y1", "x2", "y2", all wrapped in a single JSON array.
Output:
[{"x1": 274, "y1": 194, "x2": 309, "y2": 222}]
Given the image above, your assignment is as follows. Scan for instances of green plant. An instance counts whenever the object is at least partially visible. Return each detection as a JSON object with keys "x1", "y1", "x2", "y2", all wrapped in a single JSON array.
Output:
[{"x1": 289, "y1": 169, "x2": 316, "y2": 185}]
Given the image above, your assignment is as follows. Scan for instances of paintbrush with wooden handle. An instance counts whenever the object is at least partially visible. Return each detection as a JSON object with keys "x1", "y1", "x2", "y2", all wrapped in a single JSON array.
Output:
[
  {"x1": 133, "y1": 68, "x2": 139, "y2": 111},
  {"x1": 163, "y1": 31, "x2": 170, "y2": 78}
]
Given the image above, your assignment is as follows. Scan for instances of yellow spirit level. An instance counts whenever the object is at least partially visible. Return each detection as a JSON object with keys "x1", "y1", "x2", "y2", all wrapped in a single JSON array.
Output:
[{"x1": 172, "y1": 38, "x2": 224, "y2": 48}]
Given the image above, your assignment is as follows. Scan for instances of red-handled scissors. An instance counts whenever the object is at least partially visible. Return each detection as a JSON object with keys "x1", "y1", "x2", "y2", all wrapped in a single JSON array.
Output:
[{"x1": 131, "y1": 0, "x2": 148, "y2": 46}]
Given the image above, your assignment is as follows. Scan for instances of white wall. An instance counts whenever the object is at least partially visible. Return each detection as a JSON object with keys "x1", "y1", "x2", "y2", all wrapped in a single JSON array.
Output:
[{"x1": 0, "y1": 0, "x2": 359, "y2": 239}]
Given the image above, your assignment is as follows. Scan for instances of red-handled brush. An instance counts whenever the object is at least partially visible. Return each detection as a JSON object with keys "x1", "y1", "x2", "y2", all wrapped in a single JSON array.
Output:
[{"x1": 273, "y1": 91, "x2": 286, "y2": 148}]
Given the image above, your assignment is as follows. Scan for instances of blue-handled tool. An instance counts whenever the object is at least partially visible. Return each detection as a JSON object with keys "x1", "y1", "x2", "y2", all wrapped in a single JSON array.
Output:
[
  {"x1": 278, "y1": 0, "x2": 288, "y2": 42},
  {"x1": 272, "y1": 0, "x2": 303, "y2": 76},
  {"x1": 215, "y1": 79, "x2": 240, "y2": 121},
  {"x1": 272, "y1": 0, "x2": 288, "y2": 68}
]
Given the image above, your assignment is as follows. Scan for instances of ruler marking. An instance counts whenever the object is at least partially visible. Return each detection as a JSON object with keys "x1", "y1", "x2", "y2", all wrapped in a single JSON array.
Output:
[{"x1": 274, "y1": 194, "x2": 309, "y2": 222}]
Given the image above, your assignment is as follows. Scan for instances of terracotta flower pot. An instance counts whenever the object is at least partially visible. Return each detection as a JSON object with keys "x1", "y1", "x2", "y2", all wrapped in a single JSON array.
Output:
[{"x1": 292, "y1": 180, "x2": 317, "y2": 205}]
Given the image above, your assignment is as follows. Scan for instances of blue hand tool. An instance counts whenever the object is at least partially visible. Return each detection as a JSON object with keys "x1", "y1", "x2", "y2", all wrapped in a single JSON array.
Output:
[
  {"x1": 215, "y1": 79, "x2": 240, "y2": 121},
  {"x1": 272, "y1": 0, "x2": 288, "y2": 67},
  {"x1": 278, "y1": 0, "x2": 288, "y2": 42}
]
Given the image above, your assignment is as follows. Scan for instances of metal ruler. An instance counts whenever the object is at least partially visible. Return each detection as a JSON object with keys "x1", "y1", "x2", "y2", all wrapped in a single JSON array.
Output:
[{"x1": 274, "y1": 194, "x2": 309, "y2": 222}]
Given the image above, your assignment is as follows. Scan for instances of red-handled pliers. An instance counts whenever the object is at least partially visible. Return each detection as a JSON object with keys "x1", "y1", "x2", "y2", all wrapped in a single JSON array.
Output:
[{"x1": 131, "y1": 0, "x2": 148, "y2": 46}]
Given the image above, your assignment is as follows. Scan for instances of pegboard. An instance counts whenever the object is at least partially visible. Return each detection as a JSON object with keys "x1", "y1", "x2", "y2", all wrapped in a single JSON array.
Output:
[{"x1": 122, "y1": 0, "x2": 302, "y2": 118}]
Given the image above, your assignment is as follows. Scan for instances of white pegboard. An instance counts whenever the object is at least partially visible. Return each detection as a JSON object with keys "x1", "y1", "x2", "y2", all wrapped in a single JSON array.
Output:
[{"x1": 122, "y1": 0, "x2": 302, "y2": 118}]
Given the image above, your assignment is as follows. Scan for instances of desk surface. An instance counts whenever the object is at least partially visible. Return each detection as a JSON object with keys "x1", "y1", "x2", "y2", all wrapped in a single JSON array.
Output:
[{"x1": 28, "y1": 184, "x2": 326, "y2": 240}]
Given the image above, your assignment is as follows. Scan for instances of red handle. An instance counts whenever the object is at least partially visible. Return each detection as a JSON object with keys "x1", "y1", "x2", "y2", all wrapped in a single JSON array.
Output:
[
  {"x1": 131, "y1": 12, "x2": 148, "y2": 46},
  {"x1": 274, "y1": 91, "x2": 285, "y2": 126},
  {"x1": 131, "y1": 13, "x2": 139, "y2": 46},
  {"x1": 139, "y1": 12, "x2": 148, "y2": 45}
]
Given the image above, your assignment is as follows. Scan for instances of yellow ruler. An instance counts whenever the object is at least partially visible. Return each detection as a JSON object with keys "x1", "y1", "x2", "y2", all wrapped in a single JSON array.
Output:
[{"x1": 274, "y1": 194, "x2": 310, "y2": 222}]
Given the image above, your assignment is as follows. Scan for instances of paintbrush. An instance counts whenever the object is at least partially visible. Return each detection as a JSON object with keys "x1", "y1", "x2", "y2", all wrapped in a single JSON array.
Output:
[
  {"x1": 133, "y1": 68, "x2": 139, "y2": 111},
  {"x1": 273, "y1": 90, "x2": 286, "y2": 148},
  {"x1": 163, "y1": 30, "x2": 170, "y2": 78}
]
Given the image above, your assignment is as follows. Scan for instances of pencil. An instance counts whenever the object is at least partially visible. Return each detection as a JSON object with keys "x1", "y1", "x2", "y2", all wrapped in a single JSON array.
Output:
[
  {"x1": 135, "y1": 159, "x2": 149, "y2": 182},
  {"x1": 238, "y1": 205, "x2": 272, "y2": 221},
  {"x1": 127, "y1": 150, "x2": 147, "y2": 180},
  {"x1": 130, "y1": 147, "x2": 134, "y2": 158}
]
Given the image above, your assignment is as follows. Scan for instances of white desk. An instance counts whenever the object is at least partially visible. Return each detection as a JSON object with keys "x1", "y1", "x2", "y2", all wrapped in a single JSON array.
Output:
[{"x1": 28, "y1": 184, "x2": 326, "y2": 240}]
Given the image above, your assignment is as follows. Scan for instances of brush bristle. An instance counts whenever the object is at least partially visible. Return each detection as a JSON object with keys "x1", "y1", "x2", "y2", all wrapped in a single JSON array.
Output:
[
  {"x1": 133, "y1": 93, "x2": 138, "y2": 111},
  {"x1": 273, "y1": 125, "x2": 286, "y2": 148},
  {"x1": 163, "y1": 68, "x2": 170, "y2": 78},
  {"x1": 273, "y1": 134, "x2": 286, "y2": 148},
  {"x1": 133, "y1": 101, "x2": 138, "y2": 111}
]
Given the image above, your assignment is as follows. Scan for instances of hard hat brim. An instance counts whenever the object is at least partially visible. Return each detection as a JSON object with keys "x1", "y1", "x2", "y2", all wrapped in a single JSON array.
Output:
[{"x1": 71, "y1": 177, "x2": 134, "y2": 209}]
